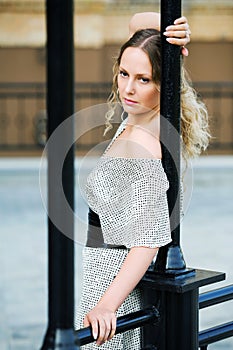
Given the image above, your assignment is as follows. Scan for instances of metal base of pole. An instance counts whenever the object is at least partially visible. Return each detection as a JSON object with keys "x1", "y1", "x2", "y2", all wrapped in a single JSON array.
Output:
[
  {"x1": 141, "y1": 269, "x2": 225, "y2": 350},
  {"x1": 147, "y1": 266, "x2": 195, "y2": 279},
  {"x1": 41, "y1": 328, "x2": 79, "y2": 350}
]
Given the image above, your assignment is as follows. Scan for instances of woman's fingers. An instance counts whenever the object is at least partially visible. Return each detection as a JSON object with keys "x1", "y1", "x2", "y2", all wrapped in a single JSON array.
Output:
[
  {"x1": 84, "y1": 310, "x2": 116, "y2": 345},
  {"x1": 166, "y1": 37, "x2": 190, "y2": 46},
  {"x1": 108, "y1": 316, "x2": 117, "y2": 341},
  {"x1": 165, "y1": 36, "x2": 190, "y2": 46},
  {"x1": 96, "y1": 317, "x2": 107, "y2": 345},
  {"x1": 174, "y1": 16, "x2": 188, "y2": 25},
  {"x1": 181, "y1": 46, "x2": 189, "y2": 57},
  {"x1": 164, "y1": 15, "x2": 191, "y2": 51},
  {"x1": 97, "y1": 314, "x2": 116, "y2": 345},
  {"x1": 165, "y1": 23, "x2": 190, "y2": 33},
  {"x1": 84, "y1": 315, "x2": 99, "y2": 340},
  {"x1": 164, "y1": 28, "x2": 190, "y2": 42},
  {"x1": 165, "y1": 28, "x2": 191, "y2": 41}
]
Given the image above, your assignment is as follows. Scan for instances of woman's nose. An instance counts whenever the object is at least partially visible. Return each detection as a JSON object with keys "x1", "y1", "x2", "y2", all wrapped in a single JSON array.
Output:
[{"x1": 125, "y1": 79, "x2": 135, "y2": 94}]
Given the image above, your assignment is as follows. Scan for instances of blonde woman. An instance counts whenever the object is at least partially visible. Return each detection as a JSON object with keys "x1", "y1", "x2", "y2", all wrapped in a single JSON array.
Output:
[{"x1": 76, "y1": 13, "x2": 207, "y2": 349}]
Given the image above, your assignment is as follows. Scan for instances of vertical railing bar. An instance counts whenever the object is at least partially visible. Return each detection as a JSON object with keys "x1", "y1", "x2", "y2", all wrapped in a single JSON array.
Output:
[{"x1": 40, "y1": 0, "x2": 77, "y2": 349}]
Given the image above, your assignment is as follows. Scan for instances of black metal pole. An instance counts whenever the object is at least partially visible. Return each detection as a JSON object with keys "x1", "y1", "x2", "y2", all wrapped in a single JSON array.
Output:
[
  {"x1": 41, "y1": 0, "x2": 78, "y2": 349},
  {"x1": 153, "y1": 0, "x2": 187, "y2": 273},
  {"x1": 141, "y1": 2, "x2": 227, "y2": 349}
]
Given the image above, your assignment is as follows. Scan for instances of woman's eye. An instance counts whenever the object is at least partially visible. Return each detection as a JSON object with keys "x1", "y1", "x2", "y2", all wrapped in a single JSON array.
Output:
[
  {"x1": 119, "y1": 70, "x2": 128, "y2": 77},
  {"x1": 140, "y1": 77, "x2": 150, "y2": 83}
]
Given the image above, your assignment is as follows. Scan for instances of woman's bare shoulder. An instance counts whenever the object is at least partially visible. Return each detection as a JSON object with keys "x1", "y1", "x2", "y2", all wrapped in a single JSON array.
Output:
[{"x1": 130, "y1": 127, "x2": 162, "y2": 159}]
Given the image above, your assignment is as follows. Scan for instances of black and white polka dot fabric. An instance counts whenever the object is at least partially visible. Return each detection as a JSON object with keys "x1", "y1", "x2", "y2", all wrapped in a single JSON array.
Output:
[
  {"x1": 75, "y1": 247, "x2": 142, "y2": 349},
  {"x1": 85, "y1": 156, "x2": 172, "y2": 249},
  {"x1": 75, "y1": 120, "x2": 172, "y2": 348}
]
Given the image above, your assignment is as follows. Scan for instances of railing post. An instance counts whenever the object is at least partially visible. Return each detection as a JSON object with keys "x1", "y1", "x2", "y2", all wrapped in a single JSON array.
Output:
[
  {"x1": 40, "y1": 0, "x2": 78, "y2": 349},
  {"x1": 140, "y1": 1, "x2": 226, "y2": 349}
]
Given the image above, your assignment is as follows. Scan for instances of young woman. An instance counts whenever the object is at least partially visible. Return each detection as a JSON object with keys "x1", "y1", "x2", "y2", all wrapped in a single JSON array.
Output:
[{"x1": 76, "y1": 13, "x2": 208, "y2": 349}]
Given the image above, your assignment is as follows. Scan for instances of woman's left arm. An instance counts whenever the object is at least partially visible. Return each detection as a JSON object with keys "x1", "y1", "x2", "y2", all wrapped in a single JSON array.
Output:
[{"x1": 83, "y1": 246, "x2": 158, "y2": 346}]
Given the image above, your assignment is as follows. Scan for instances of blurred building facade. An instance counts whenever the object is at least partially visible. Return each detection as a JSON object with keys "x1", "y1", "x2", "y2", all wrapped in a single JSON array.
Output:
[{"x1": 0, "y1": 0, "x2": 232, "y2": 154}]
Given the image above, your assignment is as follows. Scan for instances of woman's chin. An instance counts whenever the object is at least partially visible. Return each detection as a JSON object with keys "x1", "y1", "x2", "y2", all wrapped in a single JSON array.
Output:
[
  {"x1": 123, "y1": 104, "x2": 154, "y2": 117},
  {"x1": 122, "y1": 103, "x2": 151, "y2": 116}
]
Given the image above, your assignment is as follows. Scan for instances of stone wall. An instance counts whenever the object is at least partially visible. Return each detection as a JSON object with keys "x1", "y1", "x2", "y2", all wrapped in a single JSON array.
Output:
[
  {"x1": 0, "y1": 0, "x2": 232, "y2": 47},
  {"x1": 0, "y1": 1, "x2": 232, "y2": 154}
]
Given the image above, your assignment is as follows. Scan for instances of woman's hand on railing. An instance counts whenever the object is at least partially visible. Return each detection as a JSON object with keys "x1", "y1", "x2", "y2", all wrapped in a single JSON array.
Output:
[
  {"x1": 83, "y1": 305, "x2": 116, "y2": 346},
  {"x1": 76, "y1": 306, "x2": 160, "y2": 347}
]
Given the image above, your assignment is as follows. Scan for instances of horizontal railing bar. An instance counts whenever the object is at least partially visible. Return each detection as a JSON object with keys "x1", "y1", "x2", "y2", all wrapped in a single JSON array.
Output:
[
  {"x1": 75, "y1": 306, "x2": 159, "y2": 346},
  {"x1": 199, "y1": 285, "x2": 233, "y2": 309},
  {"x1": 199, "y1": 321, "x2": 233, "y2": 346}
]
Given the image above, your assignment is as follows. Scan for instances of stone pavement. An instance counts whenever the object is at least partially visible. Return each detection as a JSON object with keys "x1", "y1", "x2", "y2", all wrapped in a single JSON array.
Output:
[{"x1": 0, "y1": 156, "x2": 233, "y2": 349}]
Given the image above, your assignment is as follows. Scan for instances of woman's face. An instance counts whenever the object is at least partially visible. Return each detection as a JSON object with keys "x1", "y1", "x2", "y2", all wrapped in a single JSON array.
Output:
[{"x1": 117, "y1": 47, "x2": 159, "y2": 117}]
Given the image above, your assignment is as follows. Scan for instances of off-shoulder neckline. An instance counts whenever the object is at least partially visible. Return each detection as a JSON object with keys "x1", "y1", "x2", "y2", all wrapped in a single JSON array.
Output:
[
  {"x1": 102, "y1": 118, "x2": 162, "y2": 161},
  {"x1": 102, "y1": 155, "x2": 162, "y2": 162}
]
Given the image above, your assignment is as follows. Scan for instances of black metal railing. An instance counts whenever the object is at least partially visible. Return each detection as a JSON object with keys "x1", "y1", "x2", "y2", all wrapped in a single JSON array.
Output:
[
  {"x1": 74, "y1": 284, "x2": 233, "y2": 349},
  {"x1": 198, "y1": 285, "x2": 233, "y2": 349},
  {"x1": 75, "y1": 306, "x2": 159, "y2": 348},
  {"x1": 0, "y1": 81, "x2": 232, "y2": 152}
]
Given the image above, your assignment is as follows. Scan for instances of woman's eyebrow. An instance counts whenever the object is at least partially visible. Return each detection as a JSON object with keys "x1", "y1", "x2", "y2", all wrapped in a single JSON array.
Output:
[
  {"x1": 119, "y1": 66, "x2": 151, "y2": 78},
  {"x1": 119, "y1": 66, "x2": 127, "y2": 71},
  {"x1": 136, "y1": 73, "x2": 152, "y2": 78}
]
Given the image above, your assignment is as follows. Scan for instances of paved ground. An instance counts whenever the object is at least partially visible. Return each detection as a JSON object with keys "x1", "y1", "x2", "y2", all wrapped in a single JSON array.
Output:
[{"x1": 0, "y1": 155, "x2": 233, "y2": 349}]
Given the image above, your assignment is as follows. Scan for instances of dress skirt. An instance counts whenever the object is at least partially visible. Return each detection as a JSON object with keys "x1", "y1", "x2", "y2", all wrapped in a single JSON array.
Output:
[{"x1": 75, "y1": 247, "x2": 142, "y2": 349}]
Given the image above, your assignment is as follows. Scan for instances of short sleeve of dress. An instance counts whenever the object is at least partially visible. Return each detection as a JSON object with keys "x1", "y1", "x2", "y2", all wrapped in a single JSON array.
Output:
[
  {"x1": 84, "y1": 157, "x2": 172, "y2": 249},
  {"x1": 126, "y1": 172, "x2": 172, "y2": 248}
]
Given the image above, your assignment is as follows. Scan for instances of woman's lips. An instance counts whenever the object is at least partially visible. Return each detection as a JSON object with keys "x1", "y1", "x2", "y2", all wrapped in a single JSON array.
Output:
[{"x1": 123, "y1": 98, "x2": 138, "y2": 106}]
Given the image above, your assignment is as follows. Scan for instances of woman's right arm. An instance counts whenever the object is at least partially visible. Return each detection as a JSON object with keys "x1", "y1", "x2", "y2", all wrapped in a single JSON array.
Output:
[
  {"x1": 129, "y1": 12, "x2": 161, "y2": 35},
  {"x1": 83, "y1": 246, "x2": 158, "y2": 346}
]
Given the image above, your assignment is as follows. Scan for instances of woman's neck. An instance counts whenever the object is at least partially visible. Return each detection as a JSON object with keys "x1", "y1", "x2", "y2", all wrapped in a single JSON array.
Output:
[
  {"x1": 126, "y1": 111, "x2": 160, "y2": 139},
  {"x1": 127, "y1": 105, "x2": 160, "y2": 125}
]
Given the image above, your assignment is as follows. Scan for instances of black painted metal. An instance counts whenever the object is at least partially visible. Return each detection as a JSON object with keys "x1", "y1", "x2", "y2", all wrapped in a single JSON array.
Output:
[
  {"x1": 199, "y1": 284, "x2": 233, "y2": 309},
  {"x1": 75, "y1": 307, "x2": 159, "y2": 346},
  {"x1": 139, "y1": 3, "x2": 233, "y2": 350},
  {"x1": 199, "y1": 321, "x2": 233, "y2": 347},
  {"x1": 40, "y1": 0, "x2": 77, "y2": 349},
  {"x1": 141, "y1": 270, "x2": 225, "y2": 350},
  {"x1": 152, "y1": 0, "x2": 187, "y2": 274},
  {"x1": 198, "y1": 284, "x2": 233, "y2": 348},
  {"x1": 143, "y1": 269, "x2": 225, "y2": 294}
]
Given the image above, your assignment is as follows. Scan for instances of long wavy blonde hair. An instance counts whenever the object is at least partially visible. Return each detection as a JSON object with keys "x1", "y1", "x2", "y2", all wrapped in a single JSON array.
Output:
[{"x1": 104, "y1": 28, "x2": 210, "y2": 160}]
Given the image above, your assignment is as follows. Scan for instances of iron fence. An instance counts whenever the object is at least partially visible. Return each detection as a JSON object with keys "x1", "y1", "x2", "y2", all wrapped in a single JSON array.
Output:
[
  {"x1": 199, "y1": 285, "x2": 233, "y2": 349},
  {"x1": 74, "y1": 279, "x2": 233, "y2": 349},
  {"x1": 0, "y1": 81, "x2": 232, "y2": 152}
]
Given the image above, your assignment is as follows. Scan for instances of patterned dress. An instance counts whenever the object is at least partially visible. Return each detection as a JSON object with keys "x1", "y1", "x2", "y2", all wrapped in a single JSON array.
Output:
[{"x1": 75, "y1": 120, "x2": 172, "y2": 349}]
